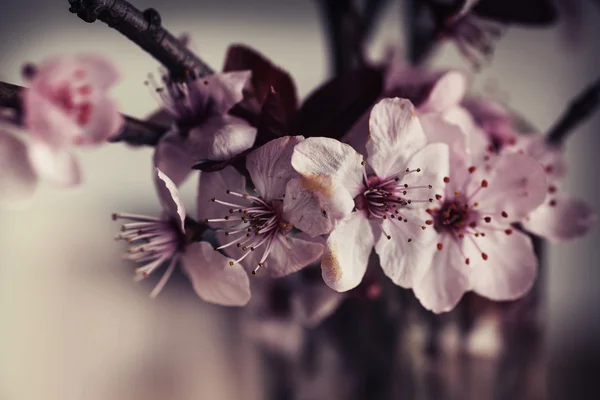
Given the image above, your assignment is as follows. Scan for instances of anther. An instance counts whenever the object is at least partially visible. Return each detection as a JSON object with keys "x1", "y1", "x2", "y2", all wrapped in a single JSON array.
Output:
[
  {"x1": 484, "y1": 217, "x2": 491, "y2": 223},
  {"x1": 229, "y1": 261, "x2": 235, "y2": 266},
  {"x1": 482, "y1": 253, "x2": 488, "y2": 260},
  {"x1": 481, "y1": 180, "x2": 489, "y2": 188},
  {"x1": 437, "y1": 243, "x2": 443, "y2": 250},
  {"x1": 210, "y1": 197, "x2": 216, "y2": 202},
  {"x1": 465, "y1": 258, "x2": 470, "y2": 265},
  {"x1": 501, "y1": 211, "x2": 508, "y2": 218},
  {"x1": 408, "y1": 238, "x2": 412, "y2": 242},
  {"x1": 549, "y1": 199, "x2": 557, "y2": 207},
  {"x1": 428, "y1": 185, "x2": 433, "y2": 189},
  {"x1": 505, "y1": 229, "x2": 513, "y2": 235},
  {"x1": 435, "y1": 194, "x2": 442, "y2": 200},
  {"x1": 443, "y1": 177, "x2": 450, "y2": 183},
  {"x1": 416, "y1": 168, "x2": 421, "y2": 172},
  {"x1": 468, "y1": 166, "x2": 476, "y2": 174},
  {"x1": 421, "y1": 226, "x2": 427, "y2": 230},
  {"x1": 426, "y1": 220, "x2": 433, "y2": 225}
]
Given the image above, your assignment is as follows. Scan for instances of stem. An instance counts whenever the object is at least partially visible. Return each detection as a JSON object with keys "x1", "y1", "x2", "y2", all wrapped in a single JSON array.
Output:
[
  {"x1": 546, "y1": 77, "x2": 600, "y2": 146},
  {"x1": 67, "y1": 0, "x2": 213, "y2": 79},
  {"x1": 0, "y1": 81, "x2": 168, "y2": 146}
]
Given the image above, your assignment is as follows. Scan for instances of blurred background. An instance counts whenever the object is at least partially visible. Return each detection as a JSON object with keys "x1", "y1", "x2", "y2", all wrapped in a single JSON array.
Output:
[{"x1": 0, "y1": 0, "x2": 599, "y2": 399}]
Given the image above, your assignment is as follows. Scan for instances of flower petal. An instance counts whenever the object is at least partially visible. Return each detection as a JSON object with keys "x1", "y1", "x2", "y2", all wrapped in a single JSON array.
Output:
[
  {"x1": 321, "y1": 212, "x2": 375, "y2": 292},
  {"x1": 188, "y1": 115, "x2": 257, "y2": 161},
  {"x1": 181, "y1": 242, "x2": 251, "y2": 306},
  {"x1": 291, "y1": 137, "x2": 364, "y2": 196},
  {"x1": 523, "y1": 194, "x2": 596, "y2": 241},
  {"x1": 283, "y1": 176, "x2": 355, "y2": 236},
  {"x1": 246, "y1": 135, "x2": 303, "y2": 201},
  {"x1": 470, "y1": 230, "x2": 538, "y2": 301},
  {"x1": 154, "y1": 168, "x2": 186, "y2": 232},
  {"x1": 0, "y1": 129, "x2": 37, "y2": 203},
  {"x1": 376, "y1": 210, "x2": 437, "y2": 288},
  {"x1": 421, "y1": 70, "x2": 469, "y2": 113},
  {"x1": 153, "y1": 129, "x2": 195, "y2": 187},
  {"x1": 197, "y1": 166, "x2": 246, "y2": 227},
  {"x1": 190, "y1": 71, "x2": 251, "y2": 115},
  {"x1": 28, "y1": 141, "x2": 81, "y2": 188},
  {"x1": 76, "y1": 95, "x2": 124, "y2": 145},
  {"x1": 473, "y1": 153, "x2": 547, "y2": 220},
  {"x1": 402, "y1": 142, "x2": 450, "y2": 198},
  {"x1": 265, "y1": 233, "x2": 324, "y2": 277},
  {"x1": 366, "y1": 98, "x2": 427, "y2": 178},
  {"x1": 413, "y1": 233, "x2": 470, "y2": 313}
]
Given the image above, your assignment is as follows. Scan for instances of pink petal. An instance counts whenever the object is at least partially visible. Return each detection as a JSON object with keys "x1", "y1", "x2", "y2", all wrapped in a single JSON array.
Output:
[
  {"x1": 23, "y1": 88, "x2": 81, "y2": 148},
  {"x1": 181, "y1": 241, "x2": 251, "y2": 306},
  {"x1": 321, "y1": 212, "x2": 375, "y2": 292},
  {"x1": 196, "y1": 166, "x2": 246, "y2": 227},
  {"x1": 153, "y1": 129, "x2": 195, "y2": 187},
  {"x1": 375, "y1": 210, "x2": 438, "y2": 288},
  {"x1": 523, "y1": 194, "x2": 596, "y2": 241},
  {"x1": 188, "y1": 115, "x2": 257, "y2": 161},
  {"x1": 291, "y1": 137, "x2": 364, "y2": 196},
  {"x1": 402, "y1": 142, "x2": 450, "y2": 198},
  {"x1": 190, "y1": 71, "x2": 251, "y2": 115},
  {"x1": 265, "y1": 233, "x2": 324, "y2": 277},
  {"x1": 72, "y1": 54, "x2": 120, "y2": 88},
  {"x1": 154, "y1": 168, "x2": 186, "y2": 232},
  {"x1": 413, "y1": 233, "x2": 470, "y2": 313},
  {"x1": 520, "y1": 135, "x2": 567, "y2": 181},
  {"x1": 77, "y1": 95, "x2": 124, "y2": 145},
  {"x1": 283, "y1": 176, "x2": 355, "y2": 236},
  {"x1": 421, "y1": 71, "x2": 469, "y2": 113},
  {"x1": 27, "y1": 141, "x2": 81, "y2": 188},
  {"x1": 246, "y1": 135, "x2": 303, "y2": 202},
  {"x1": 0, "y1": 129, "x2": 38, "y2": 203},
  {"x1": 469, "y1": 230, "x2": 538, "y2": 301},
  {"x1": 473, "y1": 153, "x2": 547, "y2": 220},
  {"x1": 366, "y1": 98, "x2": 427, "y2": 179},
  {"x1": 28, "y1": 55, "x2": 119, "y2": 90}
]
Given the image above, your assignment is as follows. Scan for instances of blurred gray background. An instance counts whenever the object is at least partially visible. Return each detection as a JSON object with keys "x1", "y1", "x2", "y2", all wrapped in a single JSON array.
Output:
[{"x1": 0, "y1": 0, "x2": 599, "y2": 399}]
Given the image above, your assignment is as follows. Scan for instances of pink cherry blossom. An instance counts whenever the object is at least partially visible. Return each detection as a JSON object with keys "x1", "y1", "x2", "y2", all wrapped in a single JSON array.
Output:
[
  {"x1": 413, "y1": 152, "x2": 548, "y2": 313},
  {"x1": 458, "y1": 96, "x2": 596, "y2": 241},
  {"x1": 23, "y1": 55, "x2": 124, "y2": 187},
  {"x1": 113, "y1": 168, "x2": 250, "y2": 306},
  {"x1": 150, "y1": 70, "x2": 257, "y2": 187},
  {"x1": 198, "y1": 136, "x2": 323, "y2": 277},
  {"x1": 288, "y1": 98, "x2": 450, "y2": 292}
]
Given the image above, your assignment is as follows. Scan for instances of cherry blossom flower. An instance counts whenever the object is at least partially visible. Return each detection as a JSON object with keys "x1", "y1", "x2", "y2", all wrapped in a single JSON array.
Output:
[
  {"x1": 414, "y1": 151, "x2": 547, "y2": 313},
  {"x1": 198, "y1": 136, "x2": 323, "y2": 277},
  {"x1": 289, "y1": 98, "x2": 449, "y2": 292},
  {"x1": 23, "y1": 55, "x2": 124, "y2": 187},
  {"x1": 458, "y1": 96, "x2": 596, "y2": 241},
  {"x1": 113, "y1": 168, "x2": 250, "y2": 305},
  {"x1": 0, "y1": 128, "x2": 38, "y2": 203},
  {"x1": 150, "y1": 67, "x2": 256, "y2": 186}
]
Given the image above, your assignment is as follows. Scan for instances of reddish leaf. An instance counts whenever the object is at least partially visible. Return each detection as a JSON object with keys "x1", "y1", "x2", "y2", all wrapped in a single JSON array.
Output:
[
  {"x1": 291, "y1": 67, "x2": 384, "y2": 139},
  {"x1": 223, "y1": 44, "x2": 298, "y2": 124}
]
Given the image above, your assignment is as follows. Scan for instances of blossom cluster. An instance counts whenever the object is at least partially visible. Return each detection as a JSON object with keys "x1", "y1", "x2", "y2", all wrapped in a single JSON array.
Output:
[{"x1": 0, "y1": 46, "x2": 595, "y2": 316}]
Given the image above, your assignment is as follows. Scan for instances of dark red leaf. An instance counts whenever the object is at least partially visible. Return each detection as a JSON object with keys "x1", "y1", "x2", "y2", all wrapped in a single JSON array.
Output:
[
  {"x1": 472, "y1": 0, "x2": 557, "y2": 25},
  {"x1": 291, "y1": 67, "x2": 384, "y2": 139},
  {"x1": 255, "y1": 87, "x2": 288, "y2": 147},
  {"x1": 223, "y1": 44, "x2": 298, "y2": 124}
]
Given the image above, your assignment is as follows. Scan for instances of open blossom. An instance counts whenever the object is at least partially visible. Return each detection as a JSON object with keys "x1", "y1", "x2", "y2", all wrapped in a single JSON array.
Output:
[
  {"x1": 150, "y1": 67, "x2": 257, "y2": 186},
  {"x1": 414, "y1": 150, "x2": 547, "y2": 313},
  {"x1": 198, "y1": 136, "x2": 323, "y2": 277},
  {"x1": 458, "y1": 96, "x2": 596, "y2": 241},
  {"x1": 0, "y1": 55, "x2": 123, "y2": 202},
  {"x1": 288, "y1": 98, "x2": 449, "y2": 292},
  {"x1": 113, "y1": 168, "x2": 250, "y2": 306}
]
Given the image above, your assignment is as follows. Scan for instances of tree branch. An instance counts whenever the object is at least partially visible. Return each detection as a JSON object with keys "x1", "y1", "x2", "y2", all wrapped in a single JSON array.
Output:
[
  {"x1": 546, "y1": 77, "x2": 600, "y2": 146},
  {"x1": 0, "y1": 81, "x2": 168, "y2": 146},
  {"x1": 67, "y1": 0, "x2": 213, "y2": 79}
]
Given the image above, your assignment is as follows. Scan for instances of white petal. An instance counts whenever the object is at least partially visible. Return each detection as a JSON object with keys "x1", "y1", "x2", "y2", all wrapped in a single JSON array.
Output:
[
  {"x1": 188, "y1": 115, "x2": 257, "y2": 162},
  {"x1": 28, "y1": 141, "x2": 81, "y2": 188},
  {"x1": 470, "y1": 230, "x2": 538, "y2": 301},
  {"x1": 181, "y1": 242, "x2": 251, "y2": 306},
  {"x1": 246, "y1": 135, "x2": 303, "y2": 201},
  {"x1": 321, "y1": 212, "x2": 375, "y2": 292},
  {"x1": 401, "y1": 142, "x2": 450, "y2": 199},
  {"x1": 421, "y1": 70, "x2": 469, "y2": 113},
  {"x1": 0, "y1": 130, "x2": 37, "y2": 203},
  {"x1": 197, "y1": 166, "x2": 246, "y2": 228},
  {"x1": 366, "y1": 98, "x2": 427, "y2": 179},
  {"x1": 155, "y1": 168, "x2": 186, "y2": 232},
  {"x1": 153, "y1": 129, "x2": 195, "y2": 187},
  {"x1": 265, "y1": 233, "x2": 324, "y2": 277}
]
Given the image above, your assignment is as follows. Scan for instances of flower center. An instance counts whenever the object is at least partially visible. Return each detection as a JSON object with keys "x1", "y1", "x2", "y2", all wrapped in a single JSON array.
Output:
[
  {"x1": 206, "y1": 190, "x2": 290, "y2": 275},
  {"x1": 356, "y1": 164, "x2": 435, "y2": 240},
  {"x1": 113, "y1": 212, "x2": 184, "y2": 297}
]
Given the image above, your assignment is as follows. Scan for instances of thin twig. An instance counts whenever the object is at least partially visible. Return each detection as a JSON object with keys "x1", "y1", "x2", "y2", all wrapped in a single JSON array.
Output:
[
  {"x1": 67, "y1": 0, "x2": 213, "y2": 79},
  {"x1": 0, "y1": 81, "x2": 168, "y2": 146},
  {"x1": 546, "y1": 77, "x2": 600, "y2": 146}
]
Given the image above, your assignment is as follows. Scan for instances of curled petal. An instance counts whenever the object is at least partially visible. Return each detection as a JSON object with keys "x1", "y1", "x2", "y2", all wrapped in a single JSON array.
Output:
[
  {"x1": 0, "y1": 130, "x2": 37, "y2": 203},
  {"x1": 523, "y1": 194, "x2": 596, "y2": 241},
  {"x1": 28, "y1": 141, "x2": 81, "y2": 188},
  {"x1": 321, "y1": 212, "x2": 375, "y2": 292},
  {"x1": 366, "y1": 98, "x2": 427, "y2": 179},
  {"x1": 181, "y1": 242, "x2": 251, "y2": 306},
  {"x1": 188, "y1": 115, "x2": 257, "y2": 161},
  {"x1": 155, "y1": 168, "x2": 186, "y2": 232},
  {"x1": 470, "y1": 230, "x2": 538, "y2": 301},
  {"x1": 246, "y1": 135, "x2": 303, "y2": 202}
]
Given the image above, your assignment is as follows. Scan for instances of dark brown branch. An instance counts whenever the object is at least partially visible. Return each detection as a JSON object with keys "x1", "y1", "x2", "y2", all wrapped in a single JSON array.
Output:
[
  {"x1": 67, "y1": 0, "x2": 213, "y2": 79},
  {"x1": 0, "y1": 81, "x2": 168, "y2": 146},
  {"x1": 546, "y1": 77, "x2": 600, "y2": 146}
]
